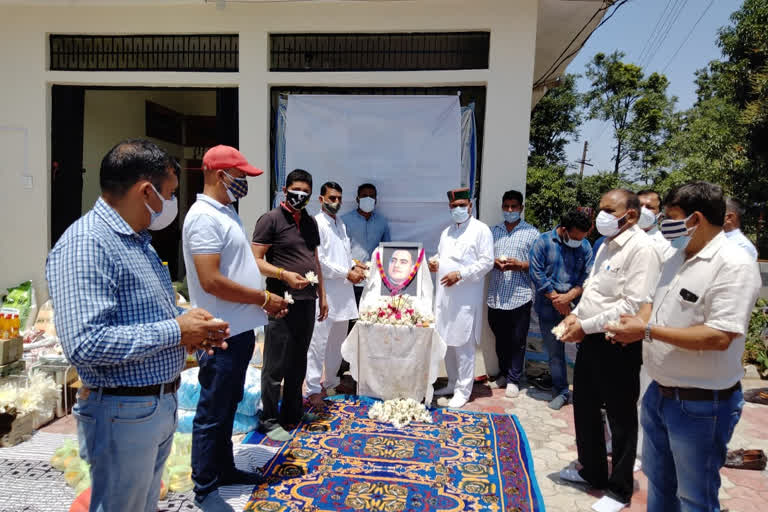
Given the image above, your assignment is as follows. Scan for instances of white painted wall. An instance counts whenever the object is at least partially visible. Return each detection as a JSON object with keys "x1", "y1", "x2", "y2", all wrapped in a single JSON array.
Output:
[{"x1": 0, "y1": 0, "x2": 540, "y2": 376}]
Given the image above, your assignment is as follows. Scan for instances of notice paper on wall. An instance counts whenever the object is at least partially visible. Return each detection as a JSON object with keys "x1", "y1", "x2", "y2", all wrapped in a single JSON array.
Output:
[{"x1": 285, "y1": 95, "x2": 462, "y2": 255}]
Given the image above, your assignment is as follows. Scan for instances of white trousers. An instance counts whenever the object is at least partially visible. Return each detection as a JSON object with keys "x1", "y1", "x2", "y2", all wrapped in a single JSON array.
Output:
[
  {"x1": 305, "y1": 319, "x2": 348, "y2": 396},
  {"x1": 444, "y1": 342, "x2": 476, "y2": 402}
]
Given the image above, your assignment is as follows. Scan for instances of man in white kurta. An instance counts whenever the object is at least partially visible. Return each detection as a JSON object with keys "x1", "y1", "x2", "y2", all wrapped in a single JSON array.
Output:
[
  {"x1": 305, "y1": 182, "x2": 365, "y2": 409},
  {"x1": 430, "y1": 188, "x2": 494, "y2": 408}
]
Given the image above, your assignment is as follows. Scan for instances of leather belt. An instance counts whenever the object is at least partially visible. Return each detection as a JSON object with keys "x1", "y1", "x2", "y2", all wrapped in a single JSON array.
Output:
[
  {"x1": 91, "y1": 377, "x2": 181, "y2": 397},
  {"x1": 658, "y1": 382, "x2": 740, "y2": 401}
]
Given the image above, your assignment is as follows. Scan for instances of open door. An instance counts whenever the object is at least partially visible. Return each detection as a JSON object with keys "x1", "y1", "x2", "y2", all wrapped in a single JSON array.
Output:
[{"x1": 51, "y1": 85, "x2": 85, "y2": 246}]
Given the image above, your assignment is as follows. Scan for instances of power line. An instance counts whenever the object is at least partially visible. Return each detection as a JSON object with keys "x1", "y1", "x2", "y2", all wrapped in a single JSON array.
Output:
[
  {"x1": 636, "y1": 0, "x2": 676, "y2": 64},
  {"x1": 662, "y1": 0, "x2": 715, "y2": 72},
  {"x1": 641, "y1": 0, "x2": 690, "y2": 69}
]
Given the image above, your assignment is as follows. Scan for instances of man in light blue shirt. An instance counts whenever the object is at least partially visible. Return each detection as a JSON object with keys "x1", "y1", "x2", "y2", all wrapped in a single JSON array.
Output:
[
  {"x1": 486, "y1": 190, "x2": 539, "y2": 398},
  {"x1": 341, "y1": 183, "x2": 391, "y2": 312}
]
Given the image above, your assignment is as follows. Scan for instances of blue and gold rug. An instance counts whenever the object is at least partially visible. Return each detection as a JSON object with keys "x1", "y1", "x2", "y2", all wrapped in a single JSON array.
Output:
[{"x1": 244, "y1": 396, "x2": 544, "y2": 511}]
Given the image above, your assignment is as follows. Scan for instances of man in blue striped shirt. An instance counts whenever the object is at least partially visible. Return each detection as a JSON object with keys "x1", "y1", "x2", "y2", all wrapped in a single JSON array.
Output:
[
  {"x1": 486, "y1": 190, "x2": 540, "y2": 398},
  {"x1": 529, "y1": 209, "x2": 594, "y2": 410},
  {"x1": 46, "y1": 140, "x2": 229, "y2": 512}
]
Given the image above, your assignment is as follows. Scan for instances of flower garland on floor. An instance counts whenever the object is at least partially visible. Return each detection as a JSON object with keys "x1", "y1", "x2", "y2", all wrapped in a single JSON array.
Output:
[
  {"x1": 376, "y1": 249, "x2": 425, "y2": 295},
  {"x1": 0, "y1": 372, "x2": 60, "y2": 418},
  {"x1": 368, "y1": 398, "x2": 433, "y2": 428},
  {"x1": 358, "y1": 295, "x2": 433, "y2": 327}
]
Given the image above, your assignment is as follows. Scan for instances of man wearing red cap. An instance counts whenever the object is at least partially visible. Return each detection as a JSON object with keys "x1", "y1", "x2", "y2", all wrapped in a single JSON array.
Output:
[{"x1": 183, "y1": 145, "x2": 289, "y2": 511}]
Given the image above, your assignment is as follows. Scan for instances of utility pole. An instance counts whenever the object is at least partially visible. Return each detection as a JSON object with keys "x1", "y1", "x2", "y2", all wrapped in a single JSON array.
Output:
[{"x1": 576, "y1": 141, "x2": 593, "y2": 178}]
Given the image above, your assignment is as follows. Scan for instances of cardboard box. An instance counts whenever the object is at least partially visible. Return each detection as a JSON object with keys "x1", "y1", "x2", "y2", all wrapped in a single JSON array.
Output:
[{"x1": 0, "y1": 336, "x2": 23, "y2": 365}]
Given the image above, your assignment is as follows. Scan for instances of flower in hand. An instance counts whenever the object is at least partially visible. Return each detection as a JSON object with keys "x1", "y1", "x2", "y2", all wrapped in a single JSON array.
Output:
[
  {"x1": 304, "y1": 271, "x2": 319, "y2": 284},
  {"x1": 605, "y1": 314, "x2": 646, "y2": 344},
  {"x1": 283, "y1": 291, "x2": 295, "y2": 304},
  {"x1": 560, "y1": 315, "x2": 585, "y2": 343}
]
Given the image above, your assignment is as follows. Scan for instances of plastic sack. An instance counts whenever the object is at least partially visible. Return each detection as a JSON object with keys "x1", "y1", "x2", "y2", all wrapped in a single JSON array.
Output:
[
  {"x1": 165, "y1": 461, "x2": 194, "y2": 493},
  {"x1": 176, "y1": 409, "x2": 195, "y2": 434},
  {"x1": 2, "y1": 281, "x2": 34, "y2": 331},
  {"x1": 170, "y1": 432, "x2": 192, "y2": 458},
  {"x1": 74, "y1": 473, "x2": 91, "y2": 496},
  {"x1": 177, "y1": 366, "x2": 262, "y2": 417},
  {"x1": 64, "y1": 458, "x2": 90, "y2": 488},
  {"x1": 51, "y1": 439, "x2": 80, "y2": 471}
]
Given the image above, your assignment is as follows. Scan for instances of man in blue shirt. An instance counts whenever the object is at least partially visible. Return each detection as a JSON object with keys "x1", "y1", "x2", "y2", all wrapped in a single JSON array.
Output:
[
  {"x1": 46, "y1": 139, "x2": 228, "y2": 512},
  {"x1": 529, "y1": 209, "x2": 593, "y2": 410},
  {"x1": 486, "y1": 190, "x2": 540, "y2": 398},
  {"x1": 341, "y1": 183, "x2": 391, "y2": 329}
]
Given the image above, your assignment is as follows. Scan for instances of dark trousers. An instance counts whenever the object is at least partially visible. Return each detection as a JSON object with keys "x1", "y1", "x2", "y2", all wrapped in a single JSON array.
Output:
[
  {"x1": 487, "y1": 301, "x2": 532, "y2": 385},
  {"x1": 347, "y1": 285, "x2": 364, "y2": 334},
  {"x1": 260, "y1": 299, "x2": 316, "y2": 432},
  {"x1": 573, "y1": 333, "x2": 641, "y2": 504},
  {"x1": 192, "y1": 329, "x2": 255, "y2": 497}
]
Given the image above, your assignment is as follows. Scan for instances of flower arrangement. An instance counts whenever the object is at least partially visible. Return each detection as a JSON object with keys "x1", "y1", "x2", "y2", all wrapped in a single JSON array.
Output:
[
  {"x1": 368, "y1": 398, "x2": 433, "y2": 428},
  {"x1": 358, "y1": 295, "x2": 433, "y2": 327},
  {"x1": 0, "y1": 373, "x2": 60, "y2": 418},
  {"x1": 376, "y1": 249, "x2": 425, "y2": 295}
]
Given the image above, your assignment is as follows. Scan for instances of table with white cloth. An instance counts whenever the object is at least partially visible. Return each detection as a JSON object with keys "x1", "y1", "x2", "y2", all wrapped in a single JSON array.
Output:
[{"x1": 340, "y1": 322, "x2": 447, "y2": 405}]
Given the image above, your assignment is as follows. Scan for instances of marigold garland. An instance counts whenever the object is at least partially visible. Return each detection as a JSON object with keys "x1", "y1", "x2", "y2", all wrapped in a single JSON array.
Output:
[{"x1": 376, "y1": 248, "x2": 425, "y2": 296}]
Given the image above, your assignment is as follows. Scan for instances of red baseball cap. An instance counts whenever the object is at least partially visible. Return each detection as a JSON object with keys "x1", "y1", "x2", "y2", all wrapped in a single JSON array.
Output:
[{"x1": 202, "y1": 145, "x2": 263, "y2": 176}]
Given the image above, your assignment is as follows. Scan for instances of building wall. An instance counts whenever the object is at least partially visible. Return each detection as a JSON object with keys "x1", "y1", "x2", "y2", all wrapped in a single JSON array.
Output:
[{"x1": 0, "y1": 0, "x2": 538, "y2": 375}]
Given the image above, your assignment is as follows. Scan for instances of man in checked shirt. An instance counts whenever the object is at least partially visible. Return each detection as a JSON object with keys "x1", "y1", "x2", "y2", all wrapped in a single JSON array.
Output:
[{"x1": 47, "y1": 140, "x2": 229, "y2": 512}]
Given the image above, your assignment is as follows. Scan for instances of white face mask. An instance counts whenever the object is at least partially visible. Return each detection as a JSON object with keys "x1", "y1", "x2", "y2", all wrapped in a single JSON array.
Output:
[
  {"x1": 595, "y1": 210, "x2": 627, "y2": 238},
  {"x1": 638, "y1": 206, "x2": 659, "y2": 230},
  {"x1": 358, "y1": 197, "x2": 376, "y2": 213},
  {"x1": 451, "y1": 206, "x2": 470, "y2": 224},
  {"x1": 145, "y1": 184, "x2": 178, "y2": 231}
]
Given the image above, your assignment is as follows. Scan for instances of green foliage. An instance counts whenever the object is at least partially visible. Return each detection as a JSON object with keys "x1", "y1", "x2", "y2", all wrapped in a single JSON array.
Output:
[
  {"x1": 524, "y1": 165, "x2": 577, "y2": 231},
  {"x1": 744, "y1": 298, "x2": 768, "y2": 375},
  {"x1": 528, "y1": 74, "x2": 583, "y2": 167}
]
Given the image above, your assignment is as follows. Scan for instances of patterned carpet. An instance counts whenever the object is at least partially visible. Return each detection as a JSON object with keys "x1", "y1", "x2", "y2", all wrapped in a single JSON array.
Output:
[{"x1": 244, "y1": 396, "x2": 544, "y2": 512}]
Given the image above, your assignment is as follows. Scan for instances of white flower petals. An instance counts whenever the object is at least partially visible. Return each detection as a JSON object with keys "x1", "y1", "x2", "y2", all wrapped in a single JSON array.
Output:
[
  {"x1": 368, "y1": 398, "x2": 433, "y2": 428},
  {"x1": 283, "y1": 292, "x2": 295, "y2": 304},
  {"x1": 358, "y1": 295, "x2": 434, "y2": 327},
  {"x1": 304, "y1": 271, "x2": 319, "y2": 284},
  {"x1": 551, "y1": 323, "x2": 566, "y2": 340}
]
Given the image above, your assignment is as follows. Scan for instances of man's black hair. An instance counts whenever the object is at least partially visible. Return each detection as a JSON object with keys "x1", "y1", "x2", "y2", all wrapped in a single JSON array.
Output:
[
  {"x1": 286, "y1": 169, "x2": 313, "y2": 189},
  {"x1": 100, "y1": 139, "x2": 173, "y2": 197},
  {"x1": 616, "y1": 188, "x2": 640, "y2": 214},
  {"x1": 637, "y1": 189, "x2": 661, "y2": 204},
  {"x1": 502, "y1": 190, "x2": 524, "y2": 204},
  {"x1": 561, "y1": 209, "x2": 592, "y2": 232},
  {"x1": 358, "y1": 183, "x2": 377, "y2": 196},
  {"x1": 663, "y1": 181, "x2": 725, "y2": 226},
  {"x1": 321, "y1": 181, "x2": 343, "y2": 196}
]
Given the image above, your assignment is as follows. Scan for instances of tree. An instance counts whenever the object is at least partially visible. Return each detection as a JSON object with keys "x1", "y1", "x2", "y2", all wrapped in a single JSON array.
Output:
[
  {"x1": 525, "y1": 165, "x2": 577, "y2": 231},
  {"x1": 528, "y1": 74, "x2": 582, "y2": 167},
  {"x1": 583, "y1": 51, "x2": 675, "y2": 177}
]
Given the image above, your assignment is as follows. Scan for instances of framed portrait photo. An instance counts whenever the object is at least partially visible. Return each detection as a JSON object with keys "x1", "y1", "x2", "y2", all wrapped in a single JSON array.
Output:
[{"x1": 377, "y1": 242, "x2": 423, "y2": 297}]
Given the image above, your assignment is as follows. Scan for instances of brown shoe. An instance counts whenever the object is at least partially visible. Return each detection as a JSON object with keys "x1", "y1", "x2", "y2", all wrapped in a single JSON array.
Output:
[
  {"x1": 308, "y1": 393, "x2": 327, "y2": 411},
  {"x1": 743, "y1": 388, "x2": 768, "y2": 406},
  {"x1": 724, "y1": 449, "x2": 767, "y2": 471}
]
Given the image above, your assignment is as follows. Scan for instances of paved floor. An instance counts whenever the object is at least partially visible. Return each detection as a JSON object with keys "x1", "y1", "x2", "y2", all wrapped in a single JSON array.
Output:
[{"x1": 462, "y1": 377, "x2": 768, "y2": 512}]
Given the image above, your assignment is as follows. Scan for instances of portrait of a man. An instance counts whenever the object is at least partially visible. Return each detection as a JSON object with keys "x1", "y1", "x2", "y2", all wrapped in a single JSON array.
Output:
[{"x1": 379, "y1": 243, "x2": 421, "y2": 297}]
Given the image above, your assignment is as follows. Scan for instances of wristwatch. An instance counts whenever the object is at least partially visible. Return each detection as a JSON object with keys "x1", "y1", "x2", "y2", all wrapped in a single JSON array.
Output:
[{"x1": 643, "y1": 323, "x2": 653, "y2": 343}]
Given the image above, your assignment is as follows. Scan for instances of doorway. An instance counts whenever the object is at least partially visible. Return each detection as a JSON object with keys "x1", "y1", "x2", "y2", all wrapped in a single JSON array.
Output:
[{"x1": 50, "y1": 86, "x2": 238, "y2": 281}]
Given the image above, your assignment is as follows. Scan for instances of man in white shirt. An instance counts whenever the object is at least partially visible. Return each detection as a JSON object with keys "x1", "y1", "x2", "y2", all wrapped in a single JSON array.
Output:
[
  {"x1": 724, "y1": 197, "x2": 759, "y2": 260},
  {"x1": 305, "y1": 182, "x2": 365, "y2": 410},
  {"x1": 611, "y1": 181, "x2": 761, "y2": 512},
  {"x1": 637, "y1": 189, "x2": 672, "y2": 259},
  {"x1": 429, "y1": 187, "x2": 494, "y2": 409},
  {"x1": 558, "y1": 189, "x2": 662, "y2": 509},
  {"x1": 182, "y1": 145, "x2": 289, "y2": 512}
]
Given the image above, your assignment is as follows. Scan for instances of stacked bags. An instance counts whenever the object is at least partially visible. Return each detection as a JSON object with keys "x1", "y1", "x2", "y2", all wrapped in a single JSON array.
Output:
[{"x1": 176, "y1": 366, "x2": 262, "y2": 435}]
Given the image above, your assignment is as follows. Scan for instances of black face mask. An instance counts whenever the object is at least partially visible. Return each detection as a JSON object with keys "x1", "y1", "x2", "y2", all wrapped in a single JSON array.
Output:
[
  {"x1": 285, "y1": 190, "x2": 310, "y2": 210},
  {"x1": 322, "y1": 200, "x2": 341, "y2": 215}
]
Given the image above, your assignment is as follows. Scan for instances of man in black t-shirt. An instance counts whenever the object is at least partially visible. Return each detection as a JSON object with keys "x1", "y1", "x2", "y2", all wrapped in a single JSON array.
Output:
[{"x1": 252, "y1": 169, "x2": 329, "y2": 441}]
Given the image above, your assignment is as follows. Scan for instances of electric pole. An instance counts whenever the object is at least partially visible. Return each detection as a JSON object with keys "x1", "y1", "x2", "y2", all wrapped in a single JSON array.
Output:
[{"x1": 576, "y1": 141, "x2": 593, "y2": 178}]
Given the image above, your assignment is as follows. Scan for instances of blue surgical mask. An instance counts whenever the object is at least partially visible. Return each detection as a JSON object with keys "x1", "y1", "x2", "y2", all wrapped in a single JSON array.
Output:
[
  {"x1": 503, "y1": 211, "x2": 521, "y2": 224},
  {"x1": 660, "y1": 213, "x2": 698, "y2": 250},
  {"x1": 562, "y1": 232, "x2": 582, "y2": 249},
  {"x1": 451, "y1": 206, "x2": 470, "y2": 224},
  {"x1": 670, "y1": 235, "x2": 691, "y2": 250}
]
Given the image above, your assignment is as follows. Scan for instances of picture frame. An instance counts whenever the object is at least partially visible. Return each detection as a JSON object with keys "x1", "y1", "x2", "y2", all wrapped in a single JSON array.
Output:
[{"x1": 377, "y1": 242, "x2": 423, "y2": 297}]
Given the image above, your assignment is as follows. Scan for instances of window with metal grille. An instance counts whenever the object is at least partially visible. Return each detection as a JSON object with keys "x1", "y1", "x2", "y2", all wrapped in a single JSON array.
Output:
[
  {"x1": 49, "y1": 35, "x2": 238, "y2": 72},
  {"x1": 269, "y1": 32, "x2": 490, "y2": 72}
]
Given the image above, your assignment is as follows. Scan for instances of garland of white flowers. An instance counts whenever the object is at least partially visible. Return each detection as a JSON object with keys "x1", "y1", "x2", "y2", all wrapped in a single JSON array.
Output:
[
  {"x1": 367, "y1": 398, "x2": 433, "y2": 428},
  {"x1": 0, "y1": 373, "x2": 60, "y2": 418}
]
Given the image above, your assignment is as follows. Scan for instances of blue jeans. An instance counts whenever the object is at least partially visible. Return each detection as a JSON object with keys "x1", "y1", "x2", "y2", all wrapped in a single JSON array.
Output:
[
  {"x1": 538, "y1": 313, "x2": 569, "y2": 399},
  {"x1": 642, "y1": 381, "x2": 743, "y2": 512},
  {"x1": 72, "y1": 387, "x2": 178, "y2": 512},
  {"x1": 192, "y1": 329, "x2": 255, "y2": 497}
]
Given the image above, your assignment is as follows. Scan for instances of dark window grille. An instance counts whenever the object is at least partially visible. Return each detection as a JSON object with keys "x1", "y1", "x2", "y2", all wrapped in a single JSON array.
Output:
[
  {"x1": 50, "y1": 35, "x2": 238, "y2": 72},
  {"x1": 269, "y1": 32, "x2": 490, "y2": 72}
]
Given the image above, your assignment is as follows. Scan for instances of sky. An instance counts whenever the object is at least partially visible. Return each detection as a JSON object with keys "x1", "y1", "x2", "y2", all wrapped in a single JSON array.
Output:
[{"x1": 563, "y1": 0, "x2": 738, "y2": 176}]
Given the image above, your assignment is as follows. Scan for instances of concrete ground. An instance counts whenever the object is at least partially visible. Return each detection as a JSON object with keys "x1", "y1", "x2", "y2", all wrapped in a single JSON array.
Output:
[{"x1": 462, "y1": 377, "x2": 768, "y2": 512}]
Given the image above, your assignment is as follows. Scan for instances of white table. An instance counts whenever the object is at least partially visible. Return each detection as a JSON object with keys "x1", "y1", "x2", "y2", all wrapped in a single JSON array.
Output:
[{"x1": 341, "y1": 322, "x2": 447, "y2": 404}]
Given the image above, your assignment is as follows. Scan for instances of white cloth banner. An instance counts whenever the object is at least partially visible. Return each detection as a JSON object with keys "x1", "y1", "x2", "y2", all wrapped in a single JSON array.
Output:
[
  {"x1": 341, "y1": 323, "x2": 447, "y2": 405},
  {"x1": 285, "y1": 95, "x2": 462, "y2": 255}
]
